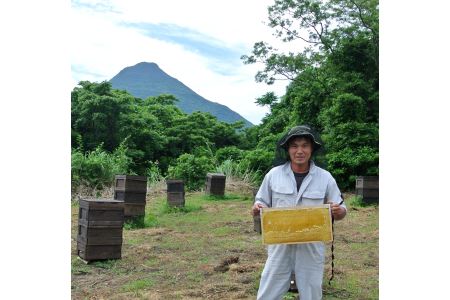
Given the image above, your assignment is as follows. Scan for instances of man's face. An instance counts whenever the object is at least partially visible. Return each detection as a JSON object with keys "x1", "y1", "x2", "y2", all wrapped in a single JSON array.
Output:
[{"x1": 288, "y1": 137, "x2": 313, "y2": 167}]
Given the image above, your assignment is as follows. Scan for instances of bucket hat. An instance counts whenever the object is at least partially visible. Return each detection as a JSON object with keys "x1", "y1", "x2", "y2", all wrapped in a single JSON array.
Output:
[{"x1": 278, "y1": 125, "x2": 322, "y2": 151}]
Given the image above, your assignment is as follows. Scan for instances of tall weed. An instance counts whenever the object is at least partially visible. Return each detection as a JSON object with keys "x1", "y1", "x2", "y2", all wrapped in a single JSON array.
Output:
[
  {"x1": 215, "y1": 159, "x2": 261, "y2": 187},
  {"x1": 146, "y1": 161, "x2": 164, "y2": 185},
  {"x1": 71, "y1": 141, "x2": 131, "y2": 190}
]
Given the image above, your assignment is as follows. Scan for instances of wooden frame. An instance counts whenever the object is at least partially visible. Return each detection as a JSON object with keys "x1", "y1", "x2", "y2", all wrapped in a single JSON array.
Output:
[{"x1": 261, "y1": 205, "x2": 333, "y2": 245}]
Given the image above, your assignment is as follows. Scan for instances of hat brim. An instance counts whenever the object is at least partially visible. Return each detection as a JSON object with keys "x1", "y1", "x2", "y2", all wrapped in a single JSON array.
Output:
[{"x1": 280, "y1": 133, "x2": 322, "y2": 151}]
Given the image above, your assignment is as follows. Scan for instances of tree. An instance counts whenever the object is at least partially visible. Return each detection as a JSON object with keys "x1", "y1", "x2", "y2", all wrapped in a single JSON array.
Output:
[
  {"x1": 319, "y1": 93, "x2": 378, "y2": 189},
  {"x1": 242, "y1": 0, "x2": 378, "y2": 84},
  {"x1": 241, "y1": 0, "x2": 379, "y2": 189},
  {"x1": 71, "y1": 81, "x2": 132, "y2": 152}
]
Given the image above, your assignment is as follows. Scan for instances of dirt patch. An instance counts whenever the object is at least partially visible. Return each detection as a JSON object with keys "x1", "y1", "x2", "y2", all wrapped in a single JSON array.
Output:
[
  {"x1": 213, "y1": 255, "x2": 240, "y2": 272},
  {"x1": 229, "y1": 263, "x2": 258, "y2": 273}
]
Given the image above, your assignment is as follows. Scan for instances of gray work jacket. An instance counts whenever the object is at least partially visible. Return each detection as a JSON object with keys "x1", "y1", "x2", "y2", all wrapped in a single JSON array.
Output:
[{"x1": 254, "y1": 161, "x2": 346, "y2": 210}]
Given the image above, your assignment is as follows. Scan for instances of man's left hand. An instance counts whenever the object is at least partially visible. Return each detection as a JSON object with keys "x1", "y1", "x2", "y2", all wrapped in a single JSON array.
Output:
[{"x1": 328, "y1": 201, "x2": 346, "y2": 220}]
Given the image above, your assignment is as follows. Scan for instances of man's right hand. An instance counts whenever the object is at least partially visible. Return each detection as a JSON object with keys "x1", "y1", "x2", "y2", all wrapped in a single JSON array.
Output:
[{"x1": 252, "y1": 203, "x2": 265, "y2": 216}]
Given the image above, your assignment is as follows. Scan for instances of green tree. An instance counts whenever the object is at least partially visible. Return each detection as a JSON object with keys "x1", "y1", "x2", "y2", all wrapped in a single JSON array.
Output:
[
  {"x1": 71, "y1": 81, "x2": 133, "y2": 152},
  {"x1": 165, "y1": 111, "x2": 242, "y2": 160},
  {"x1": 242, "y1": 0, "x2": 378, "y2": 84},
  {"x1": 241, "y1": 0, "x2": 379, "y2": 189},
  {"x1": 319, "y1": 93, "x2": 378, "y2": 189}
]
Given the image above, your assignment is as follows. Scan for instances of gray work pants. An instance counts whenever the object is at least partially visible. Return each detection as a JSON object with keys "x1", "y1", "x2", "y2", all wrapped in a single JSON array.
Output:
[{"x1": 257, "y1": 242, "x2": 325, "y2": 300}]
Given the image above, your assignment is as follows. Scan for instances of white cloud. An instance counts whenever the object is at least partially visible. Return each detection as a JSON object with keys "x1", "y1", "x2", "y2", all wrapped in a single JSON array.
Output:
[{"x1": 71, "y1": 0, "x2": 302, "y2": 124}]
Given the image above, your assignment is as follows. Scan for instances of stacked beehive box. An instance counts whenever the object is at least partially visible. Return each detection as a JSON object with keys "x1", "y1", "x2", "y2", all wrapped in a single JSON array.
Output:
[
  {"x1": 114, "y1": 175, "x2": 147, "y2": 220},
  {"x1": 355, "y1": 176, "x2": 379, "y2": 204},
  {"x1": 205, "y1": 173, "x2": 226, "y2": 196},
  {"x1": 166, "y1": 179, "x2": 185, "y2": 207},
  {"x1": 77, "y1": 198, "x2": 124, "y2": 262}
]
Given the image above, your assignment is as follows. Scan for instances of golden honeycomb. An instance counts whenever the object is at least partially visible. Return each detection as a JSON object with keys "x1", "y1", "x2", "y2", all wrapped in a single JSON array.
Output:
[{"x1": 261, "y1": 205, "x2": 333, "y2": 244}]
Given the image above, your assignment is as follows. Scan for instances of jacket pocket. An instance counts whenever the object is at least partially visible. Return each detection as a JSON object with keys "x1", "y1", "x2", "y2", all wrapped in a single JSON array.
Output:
[
  {"x1": 301, "y1": 191, "x2": 325, "y2": 206},
  {"x1": 272, "y1": 186, "x2": 295, "y2": 208}
]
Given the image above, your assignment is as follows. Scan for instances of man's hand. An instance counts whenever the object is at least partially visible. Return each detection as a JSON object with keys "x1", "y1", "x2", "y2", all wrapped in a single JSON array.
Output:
[
  {"x1": 328, "y1": 201, "x2": 346, "y2": 220},
  {"x1": 251, "y1": 203, "x2": 265, "y2": 216}
]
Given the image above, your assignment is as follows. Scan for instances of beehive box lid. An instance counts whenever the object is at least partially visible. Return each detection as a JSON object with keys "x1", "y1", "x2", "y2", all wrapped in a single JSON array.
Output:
[
  {"x1": 79, "y1": 198, "x2": 124, "y2": 210},
  {"x1": 80, "y1": 198, "x2": 124, "y2": 204},
  {"x1": 166, "y1": 179, "x2": 184, "y2": 183},
  {"x1": 356, "y1": 175, "x2": 379, "y2": 179},
  {"x1": 206, "y1": 173, "x2": 226, "y2": 178},
  {"x1": 261, "y1": 205, "x2": 333, "y2": 245},
  {"x1": 115, "y1": 175, "x2": 147, "y2": 181}
]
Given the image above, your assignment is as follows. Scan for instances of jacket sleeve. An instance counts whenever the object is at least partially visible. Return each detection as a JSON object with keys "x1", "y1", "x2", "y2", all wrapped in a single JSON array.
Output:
[
  {"x1": 254, "y1": 172, "x2": 272, "y2": 208},
  {"x1": 326, "y1": 176, "x2": 347, "y2": 211}
]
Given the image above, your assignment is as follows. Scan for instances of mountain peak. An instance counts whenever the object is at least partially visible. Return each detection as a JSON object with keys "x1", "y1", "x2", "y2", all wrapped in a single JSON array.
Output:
[
  {"x1": 123, "y1": 62, "x2": 162, "y2": 73},
  {"x1": 134, "y1": 61, "x2": 159, "y2": 68}
]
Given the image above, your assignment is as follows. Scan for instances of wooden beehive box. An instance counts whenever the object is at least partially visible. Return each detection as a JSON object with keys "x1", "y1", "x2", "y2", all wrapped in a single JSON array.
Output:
[
  {"x1": 167, "y1": 179, "x2": 185, "y2": 207},
  {"x1": 114, "y1": 175, "x2": 147, "y2": 218},
  {"x1": 114, "y1": 191, "x2": 147, "y2": 203},
  {"x1": 123, "y1": 203, "x2": 146, "y2": 217},
  {"x1": 355, "y1": 176, "x2": 379, "y2": 204},
  {"x1": 261, "y1": 205, "x2": 333, "y2": 245},
  {"x1": 205, "y1": 173, "x2": 226, "y2": 196},
  {"x1": 114, "y1": 175, "x2": 147, "y2": 192},
  {"x1": 77, "y1": 198, "x2": 124, "y2": 261},
  {"x1": 114, "y1": 175, "x2": 147, "y2": 203}
]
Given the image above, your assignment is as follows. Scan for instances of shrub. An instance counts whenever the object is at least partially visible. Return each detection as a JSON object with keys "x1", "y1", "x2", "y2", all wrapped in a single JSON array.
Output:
[
  {"x1": 347, "y1": 195, "x2": 376, "y2": 207},
  {"x1": 215, "y1": 146, "x2": 244, "y2": 163},
  {"x1": 167, "y1": 153, "x2": 215, "y2": 191},
  {"x1": 238, "y1": 149, "x2": 274, "y2": 182},
  {"x1": 71, "y1": 142, "x2": 132, "y2": 189}
]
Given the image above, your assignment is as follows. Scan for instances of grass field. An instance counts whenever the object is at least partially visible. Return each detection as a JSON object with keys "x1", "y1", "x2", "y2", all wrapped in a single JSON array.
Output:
[{"x1": 71, "y1": 184, "x2": 378, "y2": 299}]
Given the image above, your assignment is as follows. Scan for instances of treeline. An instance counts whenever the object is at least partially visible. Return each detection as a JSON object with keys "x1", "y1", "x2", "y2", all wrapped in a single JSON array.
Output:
[
  {"x1": 71, "y1": 0, "x2": 378, "y2": 191},
  {"x1": 71, "y1": 82, "x2": 271, "y2": 191}
]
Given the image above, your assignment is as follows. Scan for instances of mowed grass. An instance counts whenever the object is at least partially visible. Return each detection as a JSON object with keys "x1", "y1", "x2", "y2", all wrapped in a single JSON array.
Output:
[
  {"x1": 71, "y1": 189, "x2": 378, "y2": 299},
  {"x1": 322, "y1": 200, "x2": 379, "y2": 300}
]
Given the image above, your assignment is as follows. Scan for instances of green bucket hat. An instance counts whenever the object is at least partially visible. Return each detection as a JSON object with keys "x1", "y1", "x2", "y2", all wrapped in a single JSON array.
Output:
[{"x1": 279, "y1": 125, "x2": 322, "y2": 151}]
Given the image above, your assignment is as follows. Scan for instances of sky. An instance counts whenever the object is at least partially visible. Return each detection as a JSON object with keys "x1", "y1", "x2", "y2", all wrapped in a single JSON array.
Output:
[{"x1": 70, "y1": 0, "x2": 306, "y2": 125}]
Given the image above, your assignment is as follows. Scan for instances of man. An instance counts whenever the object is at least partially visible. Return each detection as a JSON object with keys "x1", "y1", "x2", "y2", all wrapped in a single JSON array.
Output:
[{"x1": 252, "y1": 125, "x2": 346, "y2": 300}]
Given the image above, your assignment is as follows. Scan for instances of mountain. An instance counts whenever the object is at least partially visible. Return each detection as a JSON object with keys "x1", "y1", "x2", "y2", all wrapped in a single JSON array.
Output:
[{"x1": 109, "y1": 62, "x2": 253, "y2": 127}]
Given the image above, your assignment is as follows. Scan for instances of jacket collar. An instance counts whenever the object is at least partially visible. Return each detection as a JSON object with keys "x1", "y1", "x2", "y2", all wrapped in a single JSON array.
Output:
[{"x1": 283, "y1": 160, "x2": 317, "y2": 175}]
